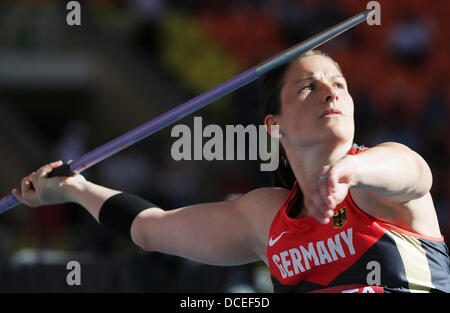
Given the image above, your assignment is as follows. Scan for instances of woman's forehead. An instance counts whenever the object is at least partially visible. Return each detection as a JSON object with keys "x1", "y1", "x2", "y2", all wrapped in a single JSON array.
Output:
[{"x1": 285, "y1": 55, "x2": 342, "y2": 81}]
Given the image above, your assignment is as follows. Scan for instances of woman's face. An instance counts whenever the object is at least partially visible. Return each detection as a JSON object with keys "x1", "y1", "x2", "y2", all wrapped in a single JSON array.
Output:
[{"x1": 269, "y1": 55, "x2": 355, "y2": 147}]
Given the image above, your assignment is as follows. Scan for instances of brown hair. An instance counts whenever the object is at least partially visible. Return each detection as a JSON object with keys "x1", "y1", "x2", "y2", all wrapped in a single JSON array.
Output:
[{"x1": 259, "y1": 49, "x2": 343, "y2": 189}]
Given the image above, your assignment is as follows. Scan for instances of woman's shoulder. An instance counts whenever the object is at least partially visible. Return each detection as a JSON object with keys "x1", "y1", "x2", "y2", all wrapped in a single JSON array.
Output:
[
  {"x1": 239, "y1": 186, "x2": 291, "y2": 209},
  {"x1": 234, "y1": 186, "x2": 291, "y2": 224},
  {"x1": 234, "y1": 187, "x2": 292, "y2": 258}
]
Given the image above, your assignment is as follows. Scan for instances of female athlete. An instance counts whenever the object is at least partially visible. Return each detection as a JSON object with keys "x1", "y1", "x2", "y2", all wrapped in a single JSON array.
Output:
[{"x1": 12, "y1": 50, "x2": 450, "y2": 293}]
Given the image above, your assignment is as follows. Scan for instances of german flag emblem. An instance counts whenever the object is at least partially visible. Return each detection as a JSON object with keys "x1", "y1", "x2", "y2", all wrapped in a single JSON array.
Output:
[{"x1": 333, "y1": 207, "x2": 348, "y2": 229}]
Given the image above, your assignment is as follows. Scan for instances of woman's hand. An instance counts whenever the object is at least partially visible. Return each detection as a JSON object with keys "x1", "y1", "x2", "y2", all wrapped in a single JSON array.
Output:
[
  {"x1": 303, "y1": 155, "x2": 359, "y2": 224},
  {"x1": 12, "y1": 160, "x2": 86, "y2": 207}
]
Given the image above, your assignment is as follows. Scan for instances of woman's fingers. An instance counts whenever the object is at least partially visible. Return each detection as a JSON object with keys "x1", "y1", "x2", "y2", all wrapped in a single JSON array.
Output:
[
  {"x1": 11, "y1": 188, "x2": 22, "y2": 202},
  {"x1": 312, "y1": 183, "x2": 332, "y2": 220},
  {"x1": 304, "y1": 196, "x2": 330, "y2": 224},
  {"x1": 14, "y1": 172, "x2": 37, "y2": 206},
  {"x1": 303, "y1": 167, "x2": 339, "y2": 224},
  {"x1": 32, "y1": 160, "x2": 63, "y2": 187},
  {"x1": 13, "y1": 160, "x2": 64, "y2": 207},
  {"x1": 316, "y1": 170, "x2": 337, "y2": 221},
  {"x1": 303, "y1": 157, "x2": 358, "y2": 224},
  {"x1": 36, "y1": 162, "x2": 59, "y2": 179},
  {"x1": 318, "y1": 175, "x2": 335, "y2": 210},
  {"x1": 50, "y1": 160, "x2": 64, "y2": 167},
  {"x1": 22, "y1": 172, "x2": 36, "y2": 195}
]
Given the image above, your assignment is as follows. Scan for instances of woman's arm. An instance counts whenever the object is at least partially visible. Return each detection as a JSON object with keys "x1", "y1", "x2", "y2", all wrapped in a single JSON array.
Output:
[
  {"x1": 313, "y1": 142, "x2": 433, "y2": 208},
  {"x1": 12, "y1": 161, "x2": 121, "y2": 222},
  {"x1": 13, "y1": 161, "x2": 285, "y2": 266},
  {"x1": 130, "y1": 186, "x2": 286, "y2": 265},
  {"x1": 346, "y1": 142, "x2": 432, "y2": 202},
  {"x1": 312, "y1": 142, "x2": 441, "y2": 236},
  {"x1": 69, "y1": 182, "x2": 264, "y2": 265},
  {"x1": 130, "y1": 197, "x2": 260, "y2": 266}
]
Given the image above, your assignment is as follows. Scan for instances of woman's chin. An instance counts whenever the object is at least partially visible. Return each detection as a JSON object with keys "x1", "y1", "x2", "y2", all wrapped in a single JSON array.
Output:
[{"x1": 323, "y1": 123, "x2": 354, "y2": 142}]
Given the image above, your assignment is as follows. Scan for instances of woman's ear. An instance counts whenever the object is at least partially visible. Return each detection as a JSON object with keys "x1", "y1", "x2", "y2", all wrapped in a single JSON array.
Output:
[{"x1": 264, "y1": 114, "x2": 283, "y2": 139}]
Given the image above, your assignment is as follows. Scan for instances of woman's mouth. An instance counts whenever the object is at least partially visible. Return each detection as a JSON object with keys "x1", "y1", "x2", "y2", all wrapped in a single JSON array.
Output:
[{"x1": 320, "y1": 108, "x2": 343, "y2": 119}]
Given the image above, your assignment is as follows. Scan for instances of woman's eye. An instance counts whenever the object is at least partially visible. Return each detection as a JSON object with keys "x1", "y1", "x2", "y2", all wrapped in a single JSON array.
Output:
[
  {"x1": 299, "y1": 85, "x2": 313, "y2": 93},
  {"x1": 335, "y1": 82, "x2": 345, "y2": 89}
]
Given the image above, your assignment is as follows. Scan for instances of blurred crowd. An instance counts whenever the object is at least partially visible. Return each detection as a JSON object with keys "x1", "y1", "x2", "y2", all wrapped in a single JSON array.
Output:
[{"x1": 0, "y1": 0, "x2": 448, "y2": 292}]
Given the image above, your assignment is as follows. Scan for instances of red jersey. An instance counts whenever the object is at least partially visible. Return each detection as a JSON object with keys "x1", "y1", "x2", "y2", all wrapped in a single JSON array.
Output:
[{"x1": 267, "y1": 144, "x2": 450, "y2": 293}]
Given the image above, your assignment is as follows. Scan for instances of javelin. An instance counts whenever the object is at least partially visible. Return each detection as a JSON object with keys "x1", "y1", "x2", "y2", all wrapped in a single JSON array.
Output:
[{"x1": 0, "y1": 9, "x2": 374, "y2": 214}]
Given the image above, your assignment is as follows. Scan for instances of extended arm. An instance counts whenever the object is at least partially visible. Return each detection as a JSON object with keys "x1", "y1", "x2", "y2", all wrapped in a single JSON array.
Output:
[{"x1": 13, "y1": 162, "x2": 284, "y2": 266}]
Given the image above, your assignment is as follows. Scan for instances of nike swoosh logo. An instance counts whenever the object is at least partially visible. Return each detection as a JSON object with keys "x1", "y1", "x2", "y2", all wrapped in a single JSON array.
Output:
[{"x1": 268, "y1": 231, "x2": 290, "y2": 247}]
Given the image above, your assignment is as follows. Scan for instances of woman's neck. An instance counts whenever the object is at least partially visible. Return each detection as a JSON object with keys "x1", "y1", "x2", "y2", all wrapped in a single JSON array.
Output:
[{"x1": 284, "y1": 138, "x2": 353, "y2": 192}]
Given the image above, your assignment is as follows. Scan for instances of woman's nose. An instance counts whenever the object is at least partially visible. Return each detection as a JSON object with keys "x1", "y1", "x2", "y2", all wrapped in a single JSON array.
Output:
[{"x1": 321, "y1": 83, "x2": 338, "y2": 104}]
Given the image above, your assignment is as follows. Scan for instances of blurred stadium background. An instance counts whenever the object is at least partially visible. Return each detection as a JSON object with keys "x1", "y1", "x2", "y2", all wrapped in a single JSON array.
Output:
[{"x1": 0, "y1": 0, "x2": 448, "y2": 292}]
